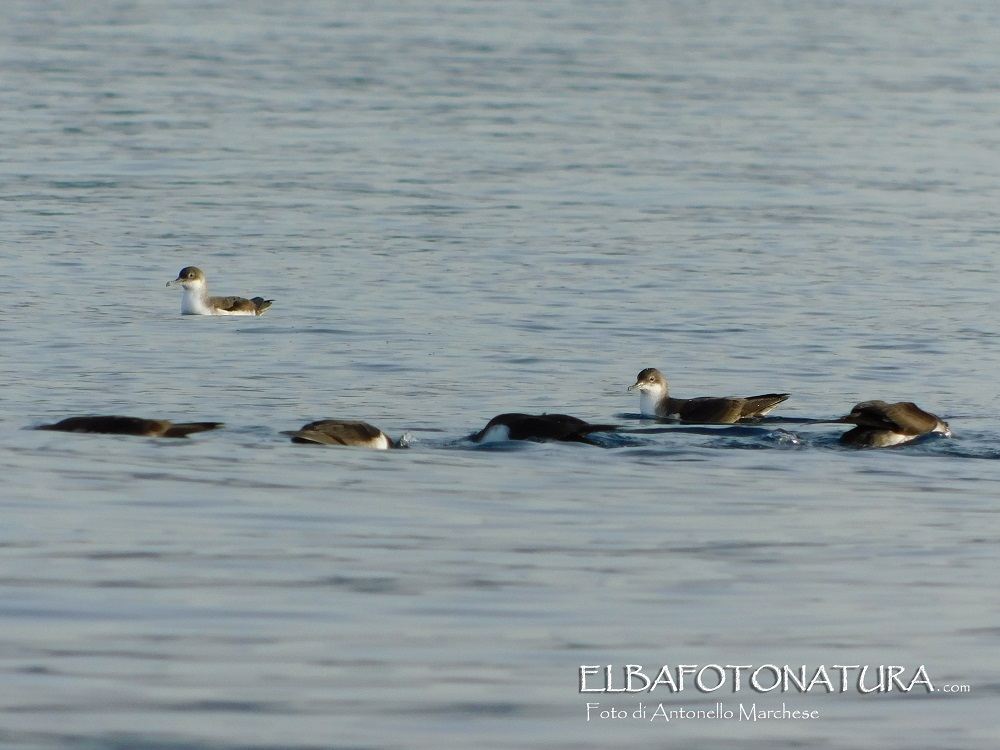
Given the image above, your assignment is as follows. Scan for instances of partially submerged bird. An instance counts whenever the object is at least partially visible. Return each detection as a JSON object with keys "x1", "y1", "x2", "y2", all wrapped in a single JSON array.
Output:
[
  {"x1": 284, "y1": 419, "x2": 399, "y2": 450},
  {"x1": 167, "y1": 266, "x2": 272, "y2": 315},
  {"x1": 471, "y1": 413, "x2": 617, "y2": 444},
  {"x1": 36, "y1": 415, "x2": 223, "y2": 438},
  {"x1": 837, "y1": 400, "x2": 952, "y2": 448},
  {"x1": 628, "y1": 368, "x2": 789, "y2": 423}
]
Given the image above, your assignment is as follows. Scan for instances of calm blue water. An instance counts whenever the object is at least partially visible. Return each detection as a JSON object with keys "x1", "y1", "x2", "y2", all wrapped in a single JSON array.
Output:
[{"x1": 2, "y1": 1, "x2": 999, "y2": 748}]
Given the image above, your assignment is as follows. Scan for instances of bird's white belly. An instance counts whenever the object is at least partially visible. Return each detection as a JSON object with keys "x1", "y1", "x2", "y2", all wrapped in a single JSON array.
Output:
[
  {"x1": 638, "y1": 390, "x2": 661, "y2": 417},
  {"x1": 477, "y1": 424, "x2": 511, "y2": 442}
]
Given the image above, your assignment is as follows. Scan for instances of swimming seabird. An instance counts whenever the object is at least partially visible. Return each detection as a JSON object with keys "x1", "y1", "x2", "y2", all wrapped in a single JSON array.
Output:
[
  {"x1": 284, "y1": 419, "x2": 399, "y2": 449},
  {"x1": 628, "y1": 367, "x2": 789, "y2": 422},
  {"x1": 471, "y1": 413, "x2": 617, "y2": 444},
  {"x1": 837, "y1": 400, "x2": 952, "y2": 448},
  {"x1": 36, "y1": 415, "x2": 223, "y2": 438},
  {"x1": 167, "y1": 266, "x2": 272, "y2": 316}
]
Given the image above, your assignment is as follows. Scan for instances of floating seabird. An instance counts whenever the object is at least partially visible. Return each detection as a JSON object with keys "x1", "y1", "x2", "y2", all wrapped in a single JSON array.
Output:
[
  {"x1": 628, "y1": 367, "x2": 789, "y2": 423},
  {"x1": 470, "y1": 413, "x2": 617, "y2": 444},
  {"x1": 36, "y1": 415, "x2": 223, "y2": 438},
  {"x1": 837, "y1": 400, "x2": 952, "y2": 448},
  {"x1": 284, "y1": 419, "x2": 399, "y2": 449},
  {"x1": 167, "y1": 266, "x2": 272, "y2": 316}
]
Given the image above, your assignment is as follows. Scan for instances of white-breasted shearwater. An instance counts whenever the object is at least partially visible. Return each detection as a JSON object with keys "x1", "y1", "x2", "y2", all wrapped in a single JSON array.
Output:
[
  {"x1": 628, "y1": 367, "x2": 789, "y2": 423},
  {"x1": 36, "y1": 415, "x2": 223, "y2": 438},
  {"x1": 167, "y1": 266, "x2": 272, "y2": 315},
  {"x1": 284, "y1": 419, "x2": 399, "y2": 449},
  {"x1": 837, "y1": 400, "x2": 951, "y2": 448},
  {"x1": 471, "y1": 413, "x2": 617, "y2": 444}
]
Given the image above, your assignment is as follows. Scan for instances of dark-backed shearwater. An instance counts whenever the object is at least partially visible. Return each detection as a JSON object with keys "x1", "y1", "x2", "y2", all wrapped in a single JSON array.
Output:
[
  {"x1": 37, "y1": 415, "x2": 223, "y2": 438},
  {"x1": 283, "y1": 419, "x2": 398, "y2": 449},
  {"x1": 628, "y1": 367, "x2": 789, "y2": 423},
  {"x1": 167, "y1": 266, "x2": 272, "y2": 316},
  {"x1": 471, "y1": 413, "x2": 617, "y2": 444},
  {"x1": 837, "y1": 400, "x2": 952, "y2": 448}
]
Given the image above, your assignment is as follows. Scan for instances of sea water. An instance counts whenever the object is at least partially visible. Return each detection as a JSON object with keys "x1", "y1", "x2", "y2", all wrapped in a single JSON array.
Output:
[{"x1": 1, "y1": 2, "x2": 999, "y2": 748}]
